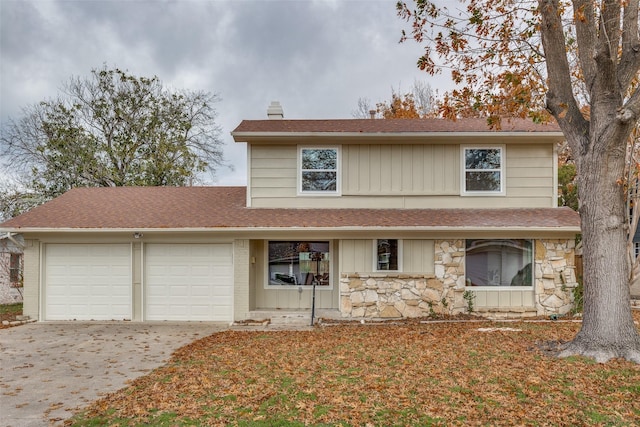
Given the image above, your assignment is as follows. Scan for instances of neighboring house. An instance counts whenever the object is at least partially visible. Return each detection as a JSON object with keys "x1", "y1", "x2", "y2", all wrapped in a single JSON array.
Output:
[
  {"x1": 0, "y1": 233, "x2": 24, "y2": 305},
  {"x1": 630, "y1": 228, "x2": 640, "y2": 298},
  {"x1": 0, "y1": 102, "x2": 581, "y2": 322}
]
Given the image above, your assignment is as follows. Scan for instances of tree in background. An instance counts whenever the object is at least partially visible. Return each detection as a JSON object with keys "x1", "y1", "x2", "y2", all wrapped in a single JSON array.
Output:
[
  {"x1": 398, "y1": 0, "x2": 640, "y2": 363},
  {"x1": 377, "y1": 92, "x2": 421, "y2": 119},
  {"x1": 557, "y1": 142, "x2": 579, "y2": 211},
  {"x1": 557, "y1": 163, "x2": 578, "y2": 211},
  {"x1": 0, "y1": 67, "x2": 224, "y2": 217},
  {"x1": 353, "y1": 80, "x2": 435, "y2": 119},
  {"x1": 0, "y1": 176, "x2": 46, "y2": 221}
]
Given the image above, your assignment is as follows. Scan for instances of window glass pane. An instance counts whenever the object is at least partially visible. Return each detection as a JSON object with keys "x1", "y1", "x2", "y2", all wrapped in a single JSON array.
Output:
[
  {"x1": 465, "y1": 171, "x2": 501, "y2": 191},
  {"x1": 464, "y1": 147, "x2": 502, "y2": 193},
  {"x1": 465, "y1": 239, "x2": 532, "y2": 286},
  {"x1": 465, "y1": 149, "x2": 501, "y2": 169},
  {"x1": 268, "y1": 241, "x2": 330, "y2": 286},
  {"x1": 300, "y1": 148, "x2": 338, "y2": 193},
  {"x1": 9, "y1": 253, "x2": 21, "y2": 283},
  {"x1": 302, "y1": 149, "x2": 337, "y2": 170},
  {"x1": 302, "y1": 171, "x2": 337, "y2": 191},
  {"x1": 377, "y1": 239, "x2": 399, "y2": 271}
]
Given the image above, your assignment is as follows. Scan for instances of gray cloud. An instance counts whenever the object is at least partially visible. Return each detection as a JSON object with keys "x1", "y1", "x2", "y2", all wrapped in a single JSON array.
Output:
[{"x1": 1, "y1": 0, "x2": 453, "y2": 185}]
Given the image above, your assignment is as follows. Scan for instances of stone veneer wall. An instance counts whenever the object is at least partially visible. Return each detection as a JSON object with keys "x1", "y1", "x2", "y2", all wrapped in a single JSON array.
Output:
[
  {"x1": 534, "y1": 239, "x2": 578, "y2": 315},
  {"x1": 339, "y1": 238, "x2": 578, "y2": 319}
]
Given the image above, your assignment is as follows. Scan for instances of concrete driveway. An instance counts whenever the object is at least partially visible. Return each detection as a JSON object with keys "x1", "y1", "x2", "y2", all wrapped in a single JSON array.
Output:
[{"x1": 0, "y1": 322, "x2": 228, "y2": 427}]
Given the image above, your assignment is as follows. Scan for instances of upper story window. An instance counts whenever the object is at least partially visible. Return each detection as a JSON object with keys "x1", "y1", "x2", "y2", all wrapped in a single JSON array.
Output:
[
  {"x1": 375, "y1": 239, "x2": 401, "y2": 272},
  {"x1": 462, "y1": 146, "x2": 505, "y2": 195},
  {"x1": 299, "y1": 147, "x2": 340, "y2": 195}
]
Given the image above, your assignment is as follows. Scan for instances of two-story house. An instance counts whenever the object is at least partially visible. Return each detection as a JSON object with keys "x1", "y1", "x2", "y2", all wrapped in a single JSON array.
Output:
[{"x1": 0, "y1": 102, "x2": 580, "y2": 323}]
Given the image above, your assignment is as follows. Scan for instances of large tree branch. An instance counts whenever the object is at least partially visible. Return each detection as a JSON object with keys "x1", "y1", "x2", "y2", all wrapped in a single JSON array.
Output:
[
  {"x1": 539, "y1": 0, "x2": 589, "y2": 142},
  {"x1": 619, "y1": 86, "x2": 640, "y2": 124},
  {"x1": 619, "y1": 0, "x2": 640, "y2": 90},
  {"x1": 573, "y1": 0, "x2": 598, "y2": 88},
  {"x1": 592, "y1": 0, "x2": 621, "y2": 96}
]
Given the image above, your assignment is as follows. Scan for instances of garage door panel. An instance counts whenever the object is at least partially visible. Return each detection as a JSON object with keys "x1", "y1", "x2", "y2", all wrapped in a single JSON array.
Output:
[
  {"x1": 170, "y1": 286, "x2": 189, "y2": 297},
  {"x1": 191, "y1": 285, "x2": 211, "y2": 297},
  {"x1": 145, "y1": 244, "x2": 233, "y2": 321},
  {"x1": 45, "y1": 244, "x2": 132, "y2": 321},
  {"x1": 69, "y1": 265, "x2": 90, "y2": 275},
  {"x1": 190, "y1": 265, "x2": 211, "y2": 275}
]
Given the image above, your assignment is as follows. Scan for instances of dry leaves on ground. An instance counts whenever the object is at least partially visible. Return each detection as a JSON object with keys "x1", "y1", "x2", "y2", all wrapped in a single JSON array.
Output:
[{"x1": 71, "y1": 313, "x2": 640, "y2": 427}]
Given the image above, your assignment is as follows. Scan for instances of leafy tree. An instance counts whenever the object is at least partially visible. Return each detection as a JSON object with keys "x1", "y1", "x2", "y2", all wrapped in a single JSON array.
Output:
[
  {"x1": 377, "y1": 92, "x2": 422, "y2": 119},
  {"x1": 0, "y1": 67, "x2": 224, "y2": 215},
  {"x1": 353, "y1": 81, "x2": 435, "y2": 119},
  {"x1": 0, "y1": 176, "x2": 43, "y2": 222},
  {"x1": 558, "y1": 163, "x2": 578, "y2": 211},
  {"x1": 398, "y1": 0, "x2": 640, "y2": 363}
]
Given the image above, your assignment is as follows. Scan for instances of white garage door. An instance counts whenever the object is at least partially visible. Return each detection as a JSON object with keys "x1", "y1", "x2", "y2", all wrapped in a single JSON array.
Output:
[
  {"x1": 45, "y1": 244, "x2": 132, "y2": 320},
  {"x1": 145, "y1": 244, "x2": 233, "y2": 321}
]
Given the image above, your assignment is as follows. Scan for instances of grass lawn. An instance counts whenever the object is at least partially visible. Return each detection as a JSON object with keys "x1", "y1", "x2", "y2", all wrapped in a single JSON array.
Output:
[
  {"x1": 71, "y1": 313, "x2": 640, "y2": 427},
  {"x1": 0, "y1": 303, "x2": 22, "y2": 328}
]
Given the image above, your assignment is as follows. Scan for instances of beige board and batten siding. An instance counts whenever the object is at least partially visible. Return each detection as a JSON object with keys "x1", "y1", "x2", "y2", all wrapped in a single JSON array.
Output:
[
  {"x1": 472, "y1": 288, "x2": 536, "y2": 309},
  {"x1": 250, "y1": 240, "x2": 339, "y2": 310},
  {"x1": 250, "y1": 145, "x2": 297, "y2": 199},
  {"x1": 505, "y1": 144, "x2": 554, "y2": 203},
  {"x1": 342, "y1": 144, "x2": 459, "y2": 195},
  {"x1": 340, "y1": 239, "x2": 435, "y2": 274},
  {"x1": 248, "y1": 143, "x2": 555, "y2": 208}
]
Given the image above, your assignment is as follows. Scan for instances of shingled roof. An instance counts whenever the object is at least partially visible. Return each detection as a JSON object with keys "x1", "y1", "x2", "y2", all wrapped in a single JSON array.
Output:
[
  {"x1": 231, "y1": 117, "x2": 562, "y2": 138},
  {"x1": 0, "y1": 186, "x2": 580, "y2": 232}
]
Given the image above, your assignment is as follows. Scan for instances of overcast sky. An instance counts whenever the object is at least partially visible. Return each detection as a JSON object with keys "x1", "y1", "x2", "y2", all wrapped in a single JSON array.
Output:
[{"x1": 0, "y1": 0, "x2": 453, "y2": 186}]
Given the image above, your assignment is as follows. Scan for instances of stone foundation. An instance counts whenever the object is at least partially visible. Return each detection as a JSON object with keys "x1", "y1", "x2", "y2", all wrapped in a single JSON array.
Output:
[
  {"x1": 339, "y1": 240, "x2": 467, "y2": 318},
  {"x1": 339, "y1": 273, "x2": 451, "y2": 318},
  {"x1": 339, "y1": 238, "x2": 579, "y2": 319},
  {"x1": 534, "y1": 239, "x2": 578, "y2": 315}
]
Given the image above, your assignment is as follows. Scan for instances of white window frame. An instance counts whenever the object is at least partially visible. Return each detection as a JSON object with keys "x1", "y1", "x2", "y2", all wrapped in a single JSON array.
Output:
[
  {"x1": 298, "y1": 146, "x2": 341, "y2": 196},
  {"x1": 373, "y1": 239, "x2": 403, "y2": 272},
  {"x1": 461, "y1": 145, "x2": 506, "y2": 196}
]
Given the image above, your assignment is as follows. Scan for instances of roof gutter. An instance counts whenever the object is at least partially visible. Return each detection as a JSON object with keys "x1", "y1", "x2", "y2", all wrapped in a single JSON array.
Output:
[
  {"x1": 1, "y1": 225, "x2": 582, "y2": 234},
  {"x1": 231, "y1": 131, "x2": 566, "y2": 142}
]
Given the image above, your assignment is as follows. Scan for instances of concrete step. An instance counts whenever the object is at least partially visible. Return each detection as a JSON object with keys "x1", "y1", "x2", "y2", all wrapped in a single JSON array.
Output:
[{"x1": 249, "y1": 310, "x2": 312, "y2": 325}]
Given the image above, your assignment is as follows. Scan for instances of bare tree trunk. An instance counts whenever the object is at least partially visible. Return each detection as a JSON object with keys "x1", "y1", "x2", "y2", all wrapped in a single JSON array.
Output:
[{"x1": 559, "y1": 141, "x2": 640, "y2": 363}]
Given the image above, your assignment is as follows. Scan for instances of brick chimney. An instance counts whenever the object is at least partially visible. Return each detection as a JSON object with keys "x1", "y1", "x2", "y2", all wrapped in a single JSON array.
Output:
[{"x1": 267, "y1": 101, "x2": 284, "y2": 119}]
